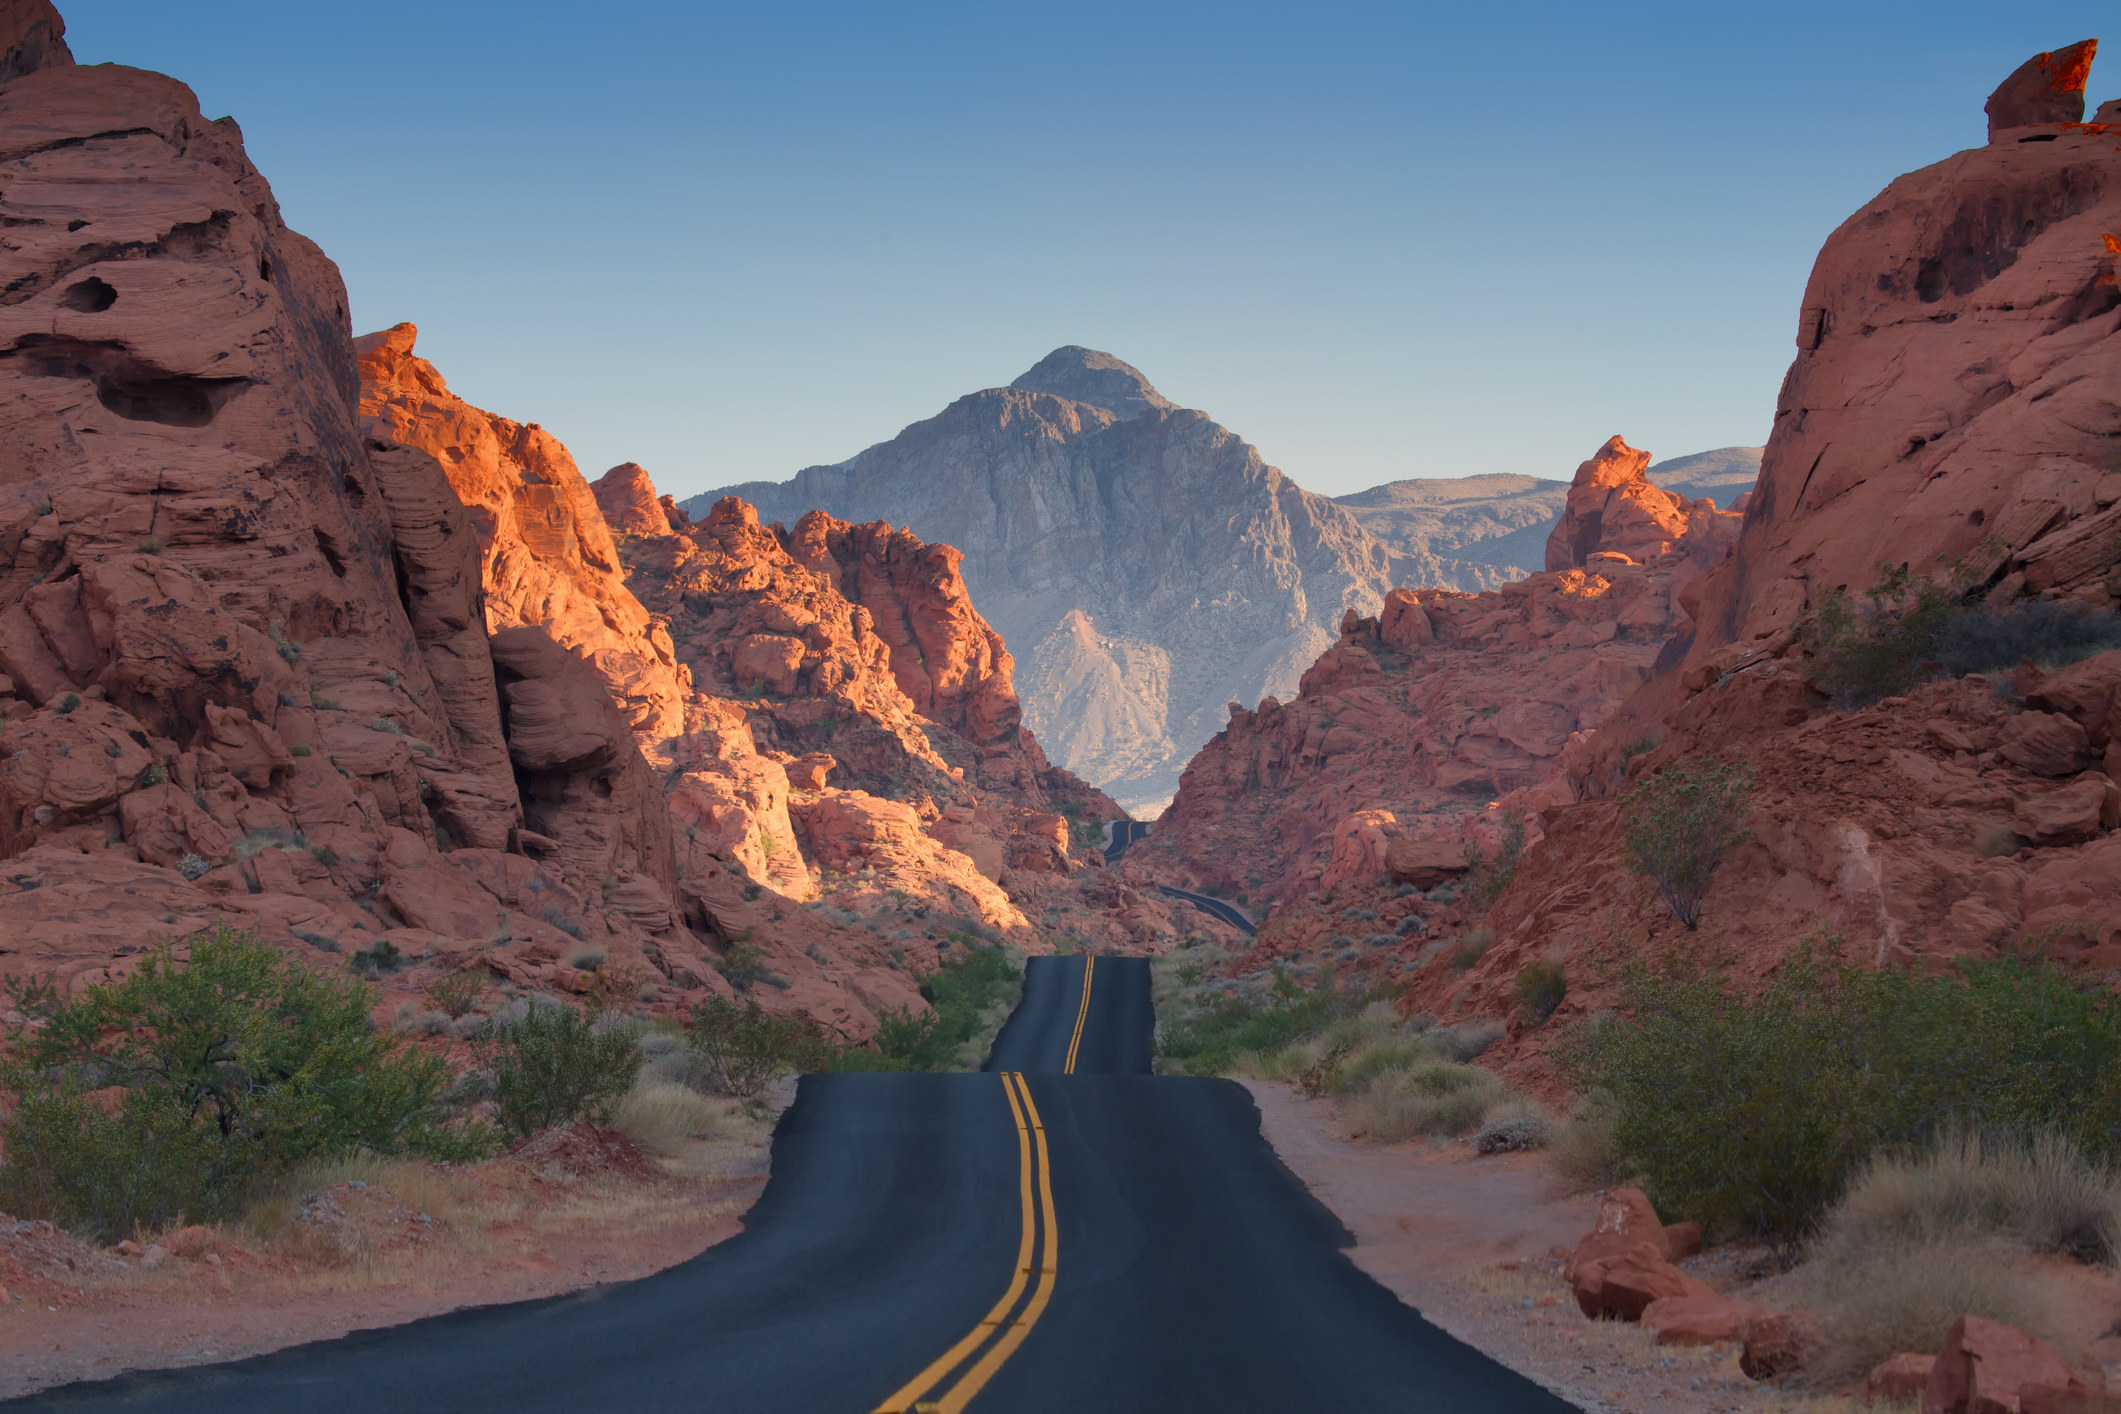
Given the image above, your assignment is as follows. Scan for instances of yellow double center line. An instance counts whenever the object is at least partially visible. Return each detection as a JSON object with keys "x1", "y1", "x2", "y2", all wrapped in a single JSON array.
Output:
[
  {"x1": 873, "y1": 1072, "x2": 1057, "y2": 1414},
  {"x1": 1063, "y1": 955, "x2": 1095, "y2": 1075}
]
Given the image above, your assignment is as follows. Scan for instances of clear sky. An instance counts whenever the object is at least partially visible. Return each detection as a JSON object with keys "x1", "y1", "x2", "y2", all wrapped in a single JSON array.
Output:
[{"x1": 62, "y1": 2, "x2": 2113, "y2": 500}]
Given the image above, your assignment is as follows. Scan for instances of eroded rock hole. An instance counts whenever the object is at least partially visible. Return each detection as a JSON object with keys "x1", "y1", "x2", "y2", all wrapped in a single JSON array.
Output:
[
  {"x1": 1970, "y1": 508, "x2": 1987, "y2": 526},
  {"x1": 59, "y1": 278, "x2": 115, "y2": 312},
  {"x1": 1916, "y1": 259, "x2": 1948, "y2": 303},
  {"x1": 341, "y1": 473, "x2": 367, "y2": 507},
  {"x1": 97, "y1": 374, "x2": 244, "y2": 427}
]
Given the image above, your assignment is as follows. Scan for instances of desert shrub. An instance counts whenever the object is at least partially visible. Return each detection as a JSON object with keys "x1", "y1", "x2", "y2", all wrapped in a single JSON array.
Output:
[
  {"x1": 685, "y1": 994, "x2": 833, "y2": 1095},
  {"x1": 1432, "y1": 1017, "x2": 1505, "y2": 1062},
  {"x1": 1474, "y1": 1115, "x2": 1548, "y2": 1154},
  {"x1": 1547, "y1": 1097, "x2": 1620, "y2": 1193},
  {"x1": 1805, "y1": 564, "x2": 2121, "y2": 709},
  {"x1": 1619, "y1": 757, "x2": 1753, "y2": 929},
  {"x1": 0, "y1": 926, "x2": 478, "y2": 1241},
  {"x1": 1812, "y1": 1129, "x2": 2121, "y2": 1269},
  {"x1": 423, "y1": 971, "x2": 484, "y2": 1020},
  {"x1": 483, "y1": 998, "x2": 642, "y2": 1139},
  {"x1": 1513, "y1": 956, "x2": 1567, "y2": 1026},
  {"x1": 1341, "y1": 1058, "x2": 1511, "y2": 1143},
  {"x1": 349, "y1": 939, "x2": 406, "y2": 978},
  {"x1": 1442, "y1": 928, "x2": 1492, "y2": 971},
  {"x1": 175, "y1": 853, "x2": 211, "y2": 881},
  {"x1": 1155, "y1": 968, "x2": 1370, "y2": 1076},
  {"x1": 1797, "y1": 1233, "x2": 2066, "y2": 1387},
  {"x1": 1465, "y1": 808, "x2": 1527, "y2": 906},
  {"x1": 608, "y1": 1079, "x2": 726, "y2": 1156},
  {"x1": 1566, "y1": 944, "x2": 2121, "y2": 1250},
  {"x1": 715, "y1": 936, "x2": 768, "y2": 990}
]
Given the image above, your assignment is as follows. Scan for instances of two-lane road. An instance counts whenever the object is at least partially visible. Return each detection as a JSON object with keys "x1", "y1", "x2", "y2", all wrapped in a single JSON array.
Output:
[{"x1": 19, "y1": 958, "x2": 1577, "y2": 1413}]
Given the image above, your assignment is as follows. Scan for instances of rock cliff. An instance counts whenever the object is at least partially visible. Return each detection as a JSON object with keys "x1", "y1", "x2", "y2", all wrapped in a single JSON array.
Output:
[
  {"x1": 0, "y1": 42, "x2": 789, "y2": 1023},
  {"x1": 1208, "y1": 45, "x2": 2121, "y2": 1090},
  {"x1": 686, "y1": 349, "x2": 1399, "y2": 813},
  {"x1": 0, "y1": 5, "x2": 1191, "y2": 1047},
  {"x1": 1129, "y1": 440, "x2": 1739, "y2": 908}
]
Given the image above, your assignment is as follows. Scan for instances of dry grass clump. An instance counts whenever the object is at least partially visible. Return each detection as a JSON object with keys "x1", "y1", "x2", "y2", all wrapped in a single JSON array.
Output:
[
  {"x1": 1546, "y1": 1097, "x2": 1620, "y2": 1194},
  {"x1": 1791, "y1": 1129, "x2": 2115, "y2": 1386},
  {"x1": 1811, "y1": 1129, "x2": 2121, "y2": 1268},
  {"x1": 1342, "y1": 1061, "x2": 1524, "y2": 1144},
  {"x1": 608, "y1": 1080, "x2": 728, "y2": 1157},
  {"x1": 1796, "y1": 1233, "x2": 2065, "y2": 1388}
]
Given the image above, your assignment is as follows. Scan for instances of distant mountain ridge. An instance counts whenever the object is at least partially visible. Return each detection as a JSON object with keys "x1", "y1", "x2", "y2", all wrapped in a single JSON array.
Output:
[
  {"x1": 1336, "y1": 447, "x2": 1761, "y2": 576},
  {"x1": 687, "y1": 351, "x2": 1757, "y2": 813}
]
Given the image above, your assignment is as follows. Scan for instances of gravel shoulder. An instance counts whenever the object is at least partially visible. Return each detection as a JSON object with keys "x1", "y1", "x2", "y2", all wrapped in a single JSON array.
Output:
[{"x1": 1241, "y1": 1080, "x2": 1872, "y2": 1414}]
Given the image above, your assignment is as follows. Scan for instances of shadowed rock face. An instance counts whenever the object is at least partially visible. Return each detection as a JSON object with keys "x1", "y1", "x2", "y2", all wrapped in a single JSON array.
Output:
[
  {"x1": 0, "y1": 0, "x2": 67, "y2": 82},
  {"x1": 686, "y1": 347, "x2": 1398, "y2": 813}
]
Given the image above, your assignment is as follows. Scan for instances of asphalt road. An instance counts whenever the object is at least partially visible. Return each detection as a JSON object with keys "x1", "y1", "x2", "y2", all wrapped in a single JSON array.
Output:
[
  {"x1": 18, "y1": 958, "x2": 1575, "y2": 1413},
  {"x1": 1155, "y1": 882, "x2": 1257, "y2": 935},
  {"x1": 1103, "y1": 818, "x2": 1149, "y2": 862}
]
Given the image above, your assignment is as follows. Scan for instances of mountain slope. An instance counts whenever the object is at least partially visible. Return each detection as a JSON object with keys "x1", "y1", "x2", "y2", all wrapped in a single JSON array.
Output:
[{"x1": 687, "y1": 352, "x2": 1398, "y2": 813}]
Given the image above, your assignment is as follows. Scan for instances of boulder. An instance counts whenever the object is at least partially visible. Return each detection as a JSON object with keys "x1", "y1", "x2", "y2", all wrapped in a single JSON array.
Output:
[
  {"x1": 1922, "y1": 1315, "x2": 2087, "y2": 1413},
  {"x1": 1999, "y1": 712, "x2": 2094, "y2": 777},
  {"x1": 1985, "y1": 41, "x2": 2097, "y2": 139},
  {"x1": 1563, "y1": 1188, "x2": 1718, "y2": 1321},
  {"x1": 1386, "y1": 837, "x2": 1473, "y2": 888},
  {"x1": 1741, "y1": 1310, "x2": 1823, "y2": 1381},
  {"x1": 1641, "y1": 1292, "x2": 1766, "y2": 1346},
  {"x1": 2015, "y1": 775, "x2": 2115, "y2": 846},
  {"x1": 1862, "y1": 1354, "x2": 1937, "y2": 1405}
]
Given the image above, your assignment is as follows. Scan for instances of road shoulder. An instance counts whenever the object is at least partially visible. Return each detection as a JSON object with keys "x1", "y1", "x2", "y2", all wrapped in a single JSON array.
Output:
[{"x1": 1240, "y1": 1080, "x2": 1868, "y2": 1414}]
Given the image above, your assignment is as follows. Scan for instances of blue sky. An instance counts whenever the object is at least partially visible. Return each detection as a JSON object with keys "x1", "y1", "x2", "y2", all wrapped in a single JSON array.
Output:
[{"x1": 63, "y1": 2, "x2": 2113, "y2": 500}]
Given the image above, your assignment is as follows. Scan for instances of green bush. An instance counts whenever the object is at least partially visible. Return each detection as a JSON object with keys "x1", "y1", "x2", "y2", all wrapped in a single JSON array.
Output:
[
  {"x1": 1565, "y1": 943, "x2": 2121, "y2": 1252},
  {"x1": 1619, "y1": 757, "x2": 1753, "y2": 929},
  {"x1": 686, "y1": 995, "x2": 834, "y2": 1095},
  {"x1": 838, "y1": 943, "x2": 1025, "y2": 1073},
  {"x1": 1465, "y1": 809, "x2": 1527, "y2": 907},
  {"x1": 1155, "y1": 968, "x2": 1371, "y2": 1076},
  {"x1": 0, "y1": 926, "x2": 478, "y2": 1241},
  {"x1": 1804, "y1": 562, "x2": 2121, "y2": 709},
  {"x1": 483, "y1": 998, "x2": 642, "y2": 1140}
]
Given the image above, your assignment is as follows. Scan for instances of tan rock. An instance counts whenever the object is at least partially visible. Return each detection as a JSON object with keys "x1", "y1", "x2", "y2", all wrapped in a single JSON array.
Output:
[
  {"x1": 1641, "y1": 1292, "x2": 1765, "y2": 1346},
  {"x1": 1741, "y1": 1311, "x2": 1823, "y2": 1381},
  {"x1": 1863, "y1": 1354, "x2": 1937, "y2": 1405}
]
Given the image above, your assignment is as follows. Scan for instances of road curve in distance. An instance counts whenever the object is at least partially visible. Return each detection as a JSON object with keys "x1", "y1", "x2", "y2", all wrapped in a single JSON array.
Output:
[
  {"x1": 1103, "y1": 818, "x2": 1148, "y2": 862},
  {"x1": 1155, "y1": 883, "x2": 1255, "y2": 936}
]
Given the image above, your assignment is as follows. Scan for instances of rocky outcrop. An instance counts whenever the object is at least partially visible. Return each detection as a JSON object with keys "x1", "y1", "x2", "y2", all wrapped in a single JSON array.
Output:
[
  {"x1": 0, "y1": 47, "x2": 737, "y2": 1018},
  {"x1": 1348, "y1": 49, "x2": 2121, "y2": 1087},
  {"x1": 1545, "y1": 436, "x2": 1741, "y2": 573},
  {"x1": 356, "y1": 325, "x2": 688, "y2": 745},
  {"x1": 1986, "y1": 40, "x2": 2097, "y2": 138},
  {"x1": 684, "y1": 348, "x2": 1399, "y2": 813},
  {"x1": 0, "y1": 0, "x2": 66, "y2": 81},
  {"x1": 1129, "y1": 437, "x2": 1725, "y2": 908}
]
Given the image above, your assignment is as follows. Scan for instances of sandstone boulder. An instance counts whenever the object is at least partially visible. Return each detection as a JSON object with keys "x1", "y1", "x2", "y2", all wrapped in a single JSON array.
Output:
[
  {"x1": 1563, "y1": 1188, "x2": 1716, "y2": 1321},
  {"x1": 1741, "y1": 1311, "x2": 1823, "y2": 1381},
  {"x1": 1985, "y1": 40, "x2": 2097, "y2": 139},
  {"x1": 1641, "y1": 1292, "x2": 1767, "y2": 1347},
  {"x1": 1864, "y1": 1354, "x2": 1938, "y2": 1405},
  {"x1": 1922, "y1": 1315, "x2": 2087, "y2": 1413},
  {"x1": 2015, "y1": 775, "x2": 2116, "y2": 846},
  {"x1": 1999, "y1": 712, "x2": 2094, "y2": 777},
  {"x1": 1385, "y1": 836, "x2": 1471, "y2": 889}
]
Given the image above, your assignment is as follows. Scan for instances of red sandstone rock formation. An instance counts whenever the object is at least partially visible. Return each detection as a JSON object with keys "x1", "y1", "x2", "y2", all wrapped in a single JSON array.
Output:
[
  {"x1": 1545, "y1": 435, "x2": 1740, "y2": 574},
  {"x1": 356, "y1": 325, "x2": 689, "y2": 745},
  {"x1": 1352, "y1": 52, "x2": 2121, "y2": 1086},
  {"x1": 1128, "y1": 436, "x2": 1727, "y2": 909},
  {"x1": 0, "y1": 48, "x2": 742, "y2": 1015},
  {"x1": 1986, "y1": 40, "x2": 2097, "y2": 138}
]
